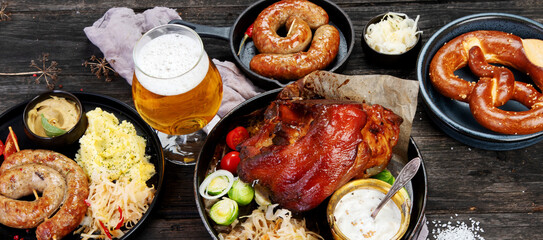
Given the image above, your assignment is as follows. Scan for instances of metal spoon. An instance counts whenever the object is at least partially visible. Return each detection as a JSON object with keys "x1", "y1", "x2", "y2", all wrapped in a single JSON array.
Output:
[{"x1": 371, "y1": 157, "x2": 421, "y2": 219}]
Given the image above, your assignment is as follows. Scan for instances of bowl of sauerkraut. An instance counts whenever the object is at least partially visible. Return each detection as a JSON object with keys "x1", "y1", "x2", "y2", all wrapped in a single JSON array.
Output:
[{"x1": 362, "y1": 12, "x2": 422, "y2": 67}]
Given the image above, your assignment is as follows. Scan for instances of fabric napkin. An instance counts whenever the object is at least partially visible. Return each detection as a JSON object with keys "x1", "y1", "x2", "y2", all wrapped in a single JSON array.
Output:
[
  {"x1": 418, "y1": 216, "x2": 429, "y2": 239},
  {"x1": 84, "y1": 7, "x2": 427, "y2": 240}
]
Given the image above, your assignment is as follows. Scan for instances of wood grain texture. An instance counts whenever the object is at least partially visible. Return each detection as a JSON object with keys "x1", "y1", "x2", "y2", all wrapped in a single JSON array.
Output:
[{"x1": 1, "y1": 0, "x2": 543, "y2": 239}]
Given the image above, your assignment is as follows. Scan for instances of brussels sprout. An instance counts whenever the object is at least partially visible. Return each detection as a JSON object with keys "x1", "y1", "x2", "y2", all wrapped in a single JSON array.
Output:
[
  {"x1": 228, "y1": 179, "x2": 254, "y2": 206},
  {"x1": 209, "y1": 198, "x2": 239, "y2": 226},
  {"x1": 372, "y1": 169, "x2": 395, "y2": 185}
]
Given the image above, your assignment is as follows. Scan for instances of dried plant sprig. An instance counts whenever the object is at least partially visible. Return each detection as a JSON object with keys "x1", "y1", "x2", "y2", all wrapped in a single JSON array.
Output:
[
  {"x1": 0, "y1": 1, "x2": 11, "y2": 21},
  {"x1": 30, "y1": 53, "x2": 61, "y2": 89},
  {"x1": 83, "y1": 55, "x2": 116, "y2": 82},
  {"x1": 0, "y1": 53, "x2": 61, "y2": 90}
]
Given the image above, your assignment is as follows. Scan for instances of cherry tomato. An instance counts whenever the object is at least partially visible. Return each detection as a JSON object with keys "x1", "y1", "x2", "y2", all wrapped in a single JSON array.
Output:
[
  {"x1": 4, "y1": 127, "x2": 19, "y2": 158},
  {"x1": 226, "y1": 126, "x2": 249, "y2": 150},
  {"x1": 220, "y1": 151, "x2": 241, "y2": 174}
]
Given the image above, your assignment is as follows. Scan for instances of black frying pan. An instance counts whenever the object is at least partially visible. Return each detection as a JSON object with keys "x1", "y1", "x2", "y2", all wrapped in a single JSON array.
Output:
[
  {"x1": 169, "y1": 0, "x2": 355, "y2": 90},
  {"x1": 195, "y1": 89, "x2": 428, "y2": 239}
]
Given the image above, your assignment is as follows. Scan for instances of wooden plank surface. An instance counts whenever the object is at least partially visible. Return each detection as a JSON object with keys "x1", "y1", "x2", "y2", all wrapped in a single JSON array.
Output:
[{"x1": 1, "y1": 0, "x2": 543, "y2": 239}]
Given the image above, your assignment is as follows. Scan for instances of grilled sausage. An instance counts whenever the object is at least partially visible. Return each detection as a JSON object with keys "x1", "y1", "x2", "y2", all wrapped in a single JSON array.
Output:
[
  {"x1": 0, "y1": 149, "x2": 89, "y2": 240},
  {"x1": 0, "y1": 163, "x2": 67, "y2": 229},
  {"x1": 250, "y1": 24, "x2": 340, "y2": 80},
  {"x1": 252, "y1": 0, "x2": 328, "y2": 54}
]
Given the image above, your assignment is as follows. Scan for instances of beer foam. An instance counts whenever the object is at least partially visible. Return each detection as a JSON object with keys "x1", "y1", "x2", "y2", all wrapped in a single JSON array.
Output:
[{"x1": 135, "y1": 33, "x2": 209, "y2": 96}]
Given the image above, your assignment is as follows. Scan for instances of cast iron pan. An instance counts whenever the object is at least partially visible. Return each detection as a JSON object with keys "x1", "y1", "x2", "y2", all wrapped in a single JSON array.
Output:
[
  {"x1": 169, "y1": 0, "x2": 355, "y2": 90},
  {"x1": 194, "y1": 89, "x2": 428, "y2": 239}
]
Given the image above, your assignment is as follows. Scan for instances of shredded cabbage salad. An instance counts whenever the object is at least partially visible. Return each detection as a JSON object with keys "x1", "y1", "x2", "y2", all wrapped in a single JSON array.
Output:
[{"x1": 365, "y1": 12, "x2": 422, "y2": 54}]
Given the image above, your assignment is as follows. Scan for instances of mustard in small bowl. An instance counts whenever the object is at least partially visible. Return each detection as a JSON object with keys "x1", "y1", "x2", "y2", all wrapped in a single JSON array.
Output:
[{"x1": 23, "y1": 90, "x2": 88, "y2": 149}]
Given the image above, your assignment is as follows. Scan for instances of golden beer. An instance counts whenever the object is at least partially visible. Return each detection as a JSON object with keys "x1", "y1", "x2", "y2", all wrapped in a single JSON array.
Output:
[{"x1": 132, "y1": 24, "x2": 223, "y2": 136}]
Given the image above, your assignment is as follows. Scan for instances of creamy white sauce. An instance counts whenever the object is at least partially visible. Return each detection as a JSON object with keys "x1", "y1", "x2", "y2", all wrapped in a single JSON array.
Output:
[{"x1": 333, "y1": 188, "x2": 402, "y2": 239}]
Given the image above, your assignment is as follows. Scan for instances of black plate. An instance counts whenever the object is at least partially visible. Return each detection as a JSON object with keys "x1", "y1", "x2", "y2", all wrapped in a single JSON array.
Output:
[
  {"x1": 195, "y1": 89, "x2": 427, "y2": 239},
  {"x1": 170, "y1": 0, "x2": 355, "y2": 90},
  {"x1": 0, "y1": 92, "x2": 164, "y2": 240},
  {"x1": 417, "y1": 13, "x2": 543, "y2": 150}
]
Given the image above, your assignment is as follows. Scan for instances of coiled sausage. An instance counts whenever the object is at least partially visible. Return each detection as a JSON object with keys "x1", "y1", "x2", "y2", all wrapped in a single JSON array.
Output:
[
  {"x1": 252, "y1": 0, "x2": 328, "y2": 54},
  {"x1": 250, "y1": 24, "x2": 340, "y2": 80},
  {"x1": 0, "y1": 163, "x2": 66, "y2": 229},
  {"x1": 0, "y1": 149, "x2": 89, "y2": 240}
]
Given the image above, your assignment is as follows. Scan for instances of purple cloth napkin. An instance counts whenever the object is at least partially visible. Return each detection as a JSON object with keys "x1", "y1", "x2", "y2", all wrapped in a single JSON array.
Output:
[{"x1": 420, "y1": 216, "x2": 429, "y2": 239}]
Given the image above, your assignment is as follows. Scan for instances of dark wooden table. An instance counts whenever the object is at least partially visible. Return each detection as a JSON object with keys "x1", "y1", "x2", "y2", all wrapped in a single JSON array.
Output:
[{"x1": 1, "y1": 0, "x2": 543, "y2": 239}]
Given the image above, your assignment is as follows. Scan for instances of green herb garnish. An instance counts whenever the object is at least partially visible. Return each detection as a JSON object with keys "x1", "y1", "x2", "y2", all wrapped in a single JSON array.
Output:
[{"x1": 41, "y1": 114, "x2": 66, "y2": 137}]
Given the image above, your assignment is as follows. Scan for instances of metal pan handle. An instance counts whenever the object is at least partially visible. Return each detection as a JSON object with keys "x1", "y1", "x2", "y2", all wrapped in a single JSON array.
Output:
[{"x1": 168, "y1": 19, "x2": 230, "y2": 41}]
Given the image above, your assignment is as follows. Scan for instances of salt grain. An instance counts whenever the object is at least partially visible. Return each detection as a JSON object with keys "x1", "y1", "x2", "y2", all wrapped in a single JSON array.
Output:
[{"x1": 428, "y1": 216, "x2": 485, "y2": 240}]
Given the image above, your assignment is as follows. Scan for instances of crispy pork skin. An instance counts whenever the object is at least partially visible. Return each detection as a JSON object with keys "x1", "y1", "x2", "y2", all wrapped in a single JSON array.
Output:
[{"x1": 237, "y1": 99, "x2": 402, "y2": 212}]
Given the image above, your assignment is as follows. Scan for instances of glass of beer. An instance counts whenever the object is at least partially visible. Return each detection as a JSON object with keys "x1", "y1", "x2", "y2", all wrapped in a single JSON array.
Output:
[{"x1": 132, "y1": 24, "x2": 223, "y2": 165}]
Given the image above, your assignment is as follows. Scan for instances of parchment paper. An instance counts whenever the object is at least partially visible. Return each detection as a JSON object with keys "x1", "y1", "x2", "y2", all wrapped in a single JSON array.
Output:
[{"x1": 281, "y1": 70, "x2": 420, "y2": 163}]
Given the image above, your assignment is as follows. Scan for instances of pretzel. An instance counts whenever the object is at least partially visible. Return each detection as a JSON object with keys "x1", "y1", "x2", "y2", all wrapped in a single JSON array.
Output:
[{"x1": 429, "y1": 30, "x2": 543, "y2": 135}]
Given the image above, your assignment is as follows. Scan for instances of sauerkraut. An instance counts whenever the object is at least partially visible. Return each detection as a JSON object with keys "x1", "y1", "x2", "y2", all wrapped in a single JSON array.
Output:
[
  {"x1": 219, "y1": 204, "x2": 323, "y2": 240},
  {"x1": 365, "y1": 12, "x2": 422, "y2": 54}
]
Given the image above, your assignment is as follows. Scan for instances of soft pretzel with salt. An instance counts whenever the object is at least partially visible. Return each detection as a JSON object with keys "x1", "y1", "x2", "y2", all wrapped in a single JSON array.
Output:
[{"x1": 429, "y1": 30, "x2": 543, "y2": 135}]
